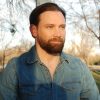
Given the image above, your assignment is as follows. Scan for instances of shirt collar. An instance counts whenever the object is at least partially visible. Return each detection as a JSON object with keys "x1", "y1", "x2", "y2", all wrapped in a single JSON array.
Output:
[
  {"x1": 61, "y1": 52, "x2": 70, "y2": 64},
  {"x1": 26, "y1": 46, "x2": 70, "y2": 64},
  {"x1": 26, "y1": 45, "x2": 39, "y2": 64}
]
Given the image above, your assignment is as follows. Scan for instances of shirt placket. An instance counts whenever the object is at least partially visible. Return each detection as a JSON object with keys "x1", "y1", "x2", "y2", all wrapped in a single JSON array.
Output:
[
  {"x1": 39, "y1": 61, "x2": 64, "y2": 100},
  {"x1": 39, "y1": 63, "x2": 53, "y2": 100}
]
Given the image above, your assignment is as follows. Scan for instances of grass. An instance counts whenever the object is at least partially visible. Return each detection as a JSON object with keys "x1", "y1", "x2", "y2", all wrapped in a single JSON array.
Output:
[{"x1": 92, "y1": 71, "x2": 100, "y2": 92}]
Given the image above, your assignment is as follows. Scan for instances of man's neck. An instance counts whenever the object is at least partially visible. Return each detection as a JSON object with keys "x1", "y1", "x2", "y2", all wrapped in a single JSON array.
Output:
[{"x1": 36, "y1": 44, "x2": 61, "y2": 78}]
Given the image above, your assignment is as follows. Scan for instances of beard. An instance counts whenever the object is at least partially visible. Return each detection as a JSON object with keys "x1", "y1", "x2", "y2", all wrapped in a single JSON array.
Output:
[{"x1": 37, "y1": 36, "x2": 65, "y2": 55}]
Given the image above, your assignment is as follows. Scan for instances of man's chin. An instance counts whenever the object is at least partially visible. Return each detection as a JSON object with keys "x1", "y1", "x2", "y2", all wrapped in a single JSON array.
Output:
[
  {"x1": 46, "y1": 51, "x2": 61, "y2": 56},
  {"x1": 44, "y1": 46, "x2": 63, "y2": 55},
  {"x1": 38, "y1": 40, "x2": 64, "y2": 55}
]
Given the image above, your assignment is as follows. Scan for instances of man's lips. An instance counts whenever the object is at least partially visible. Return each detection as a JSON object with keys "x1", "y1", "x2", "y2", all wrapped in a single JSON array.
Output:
[
  {"x1": 49, "y1": 37, "x2": 64, "y2": 43},
  {"x1": 50, "y1": 41, "x2": 62, "y2": 44}
]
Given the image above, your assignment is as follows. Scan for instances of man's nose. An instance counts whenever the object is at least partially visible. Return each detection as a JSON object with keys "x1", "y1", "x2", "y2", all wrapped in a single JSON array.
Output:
[{"x1": 54, "y1": 27, "x2": 61, "y2": 36}]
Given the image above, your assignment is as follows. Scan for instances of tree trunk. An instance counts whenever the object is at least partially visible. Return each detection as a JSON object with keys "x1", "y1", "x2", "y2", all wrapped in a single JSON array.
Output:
[{"x1": 36, "y1": 0, "x2": 53, "y2": 6}]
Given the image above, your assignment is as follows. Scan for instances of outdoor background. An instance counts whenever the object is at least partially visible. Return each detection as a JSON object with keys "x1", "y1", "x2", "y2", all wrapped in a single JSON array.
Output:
[{"x1": 0, "y1": 0, "x2": 100, "y2": 91}]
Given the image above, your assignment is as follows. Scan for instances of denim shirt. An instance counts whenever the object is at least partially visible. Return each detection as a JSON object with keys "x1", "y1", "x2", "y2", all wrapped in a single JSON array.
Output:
[{"x1": 0, "y1": 46, "x2": 100, "y2": 100}]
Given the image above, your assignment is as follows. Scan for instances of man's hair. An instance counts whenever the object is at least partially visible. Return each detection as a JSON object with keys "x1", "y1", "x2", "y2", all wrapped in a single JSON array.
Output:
[{"x1": 29, "y1": 2, "x2": 66, "y2": 26}]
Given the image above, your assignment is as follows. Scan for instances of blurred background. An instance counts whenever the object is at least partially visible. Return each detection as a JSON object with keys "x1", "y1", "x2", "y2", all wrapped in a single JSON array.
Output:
[{"x1": 0, "y1": 0, "x2": 100, "y2": 91}]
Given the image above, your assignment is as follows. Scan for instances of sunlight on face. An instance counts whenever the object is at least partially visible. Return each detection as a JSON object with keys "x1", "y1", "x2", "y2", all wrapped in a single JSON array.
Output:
[{"x1": 36, "y1": 11, "x2": 66, "y2": 54}]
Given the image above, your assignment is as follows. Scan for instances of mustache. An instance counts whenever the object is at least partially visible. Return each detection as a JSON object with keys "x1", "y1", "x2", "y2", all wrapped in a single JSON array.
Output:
[{"x1": 48, "y1": 37, "x2": 64, "y2": 42}]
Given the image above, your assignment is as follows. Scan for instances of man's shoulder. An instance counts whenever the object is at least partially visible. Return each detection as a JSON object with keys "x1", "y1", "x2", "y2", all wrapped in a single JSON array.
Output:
[
  {"x1": 61, "y1": 52, "x2": 88, "y2": 72},
  {"x1": 17, "y1": 46, "x2": 35, "y2": 60},
  {"x1": 61, "y1": 52, "x2": 81, "y2": 62},
  {"x1": 5, "y1": 46, "x2": 34, "y2": 67}
]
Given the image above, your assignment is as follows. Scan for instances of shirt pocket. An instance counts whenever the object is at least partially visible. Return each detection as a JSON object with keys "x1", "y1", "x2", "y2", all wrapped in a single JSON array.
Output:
[
  {"x1": 18, "y1": 84, "x2": 40, "y2": 96},
  {"x1": 19, "y1": 84, "x2": 50, "y2": 97},
  {"x1": 60, "y1": 82, "x2": 81, "y2": 100},
  {"x1": 18, "y1": 84, "x2": 45, "y2": 100},
  {"x1": 62, "y1": 82, "x2": 81, "y2": 92}
]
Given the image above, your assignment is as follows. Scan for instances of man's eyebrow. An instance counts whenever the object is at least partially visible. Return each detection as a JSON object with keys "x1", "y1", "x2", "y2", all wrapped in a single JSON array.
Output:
[
  {"x1": 60, "y1": 24, "x2": 66, "y2": 26},
  {"x1": 45, "y1": 24, "x2": 66, "y2": 26},
  {"x1": 45, "y1": 24, "x2": 55, "y2": 25},
  {"x1": 60, "y1": 24, "x2": 66, "y2": 27}
]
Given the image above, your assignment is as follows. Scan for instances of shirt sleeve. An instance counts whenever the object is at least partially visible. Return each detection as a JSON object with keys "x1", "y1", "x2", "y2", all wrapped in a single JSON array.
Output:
[
  {"x1": 80, "y1": 60, "x2": 100, "y2": 100},
  {"x1": 0, "y1": 58, "x2": 18, "y2": 100}
]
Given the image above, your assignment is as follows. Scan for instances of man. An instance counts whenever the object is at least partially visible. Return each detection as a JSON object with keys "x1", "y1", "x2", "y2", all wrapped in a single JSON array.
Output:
[{"x1": 0, "y1": 2, "x2": 100, "y2": 100}]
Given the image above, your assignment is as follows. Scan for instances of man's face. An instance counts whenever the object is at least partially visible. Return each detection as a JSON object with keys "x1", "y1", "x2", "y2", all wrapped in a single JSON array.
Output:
[{"x1": 34, "y1": 11, "x2": 66, "y2": 54}]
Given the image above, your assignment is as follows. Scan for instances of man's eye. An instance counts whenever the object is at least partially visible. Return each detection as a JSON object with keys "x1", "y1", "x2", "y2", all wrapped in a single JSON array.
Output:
[{"x1": 60, "y1": 25, "x2": 65, "y2": 29}]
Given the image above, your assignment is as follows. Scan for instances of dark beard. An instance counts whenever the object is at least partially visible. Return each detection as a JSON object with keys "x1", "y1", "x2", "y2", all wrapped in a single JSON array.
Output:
[{"x1": 38, "y1": 37, "x2": 64, "y2": 55}]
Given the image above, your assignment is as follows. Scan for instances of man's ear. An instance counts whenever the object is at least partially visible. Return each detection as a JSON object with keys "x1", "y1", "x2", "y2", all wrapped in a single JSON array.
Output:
[{"x1": 30, "y1": 25, "x2": 37, "y2": 38}]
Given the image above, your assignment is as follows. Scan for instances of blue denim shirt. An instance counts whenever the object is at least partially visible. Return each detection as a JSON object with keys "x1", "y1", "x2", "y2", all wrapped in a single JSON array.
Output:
[{"x1": 0, "y1": 46, "x2": 100, "y2": 100}]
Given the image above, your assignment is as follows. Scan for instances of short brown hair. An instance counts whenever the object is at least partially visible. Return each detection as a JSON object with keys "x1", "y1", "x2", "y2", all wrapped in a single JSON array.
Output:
[{"x1": 29, "y1": 2, "x2": 66, "y2": 26}]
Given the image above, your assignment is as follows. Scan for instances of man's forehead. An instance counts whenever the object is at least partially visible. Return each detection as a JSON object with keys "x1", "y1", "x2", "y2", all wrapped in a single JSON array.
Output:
[
  {"x1": 39, "y1": 11, "x2": 65, "y2": 24},
  {"x1": 39, "y1": 11, "x2": 65, "y2": 18},
  {"x1": 44, "y1": 23, "x2": 66, "y2": 26}
]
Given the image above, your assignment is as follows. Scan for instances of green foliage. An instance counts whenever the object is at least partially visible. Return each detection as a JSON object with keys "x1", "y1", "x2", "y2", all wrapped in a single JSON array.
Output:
[
  {"x1": 89, "y1": 55, "x2": 100, "y2": 65},
  {"x1": 92, "y1": 71, "x2": 100, "y2": 92}
]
